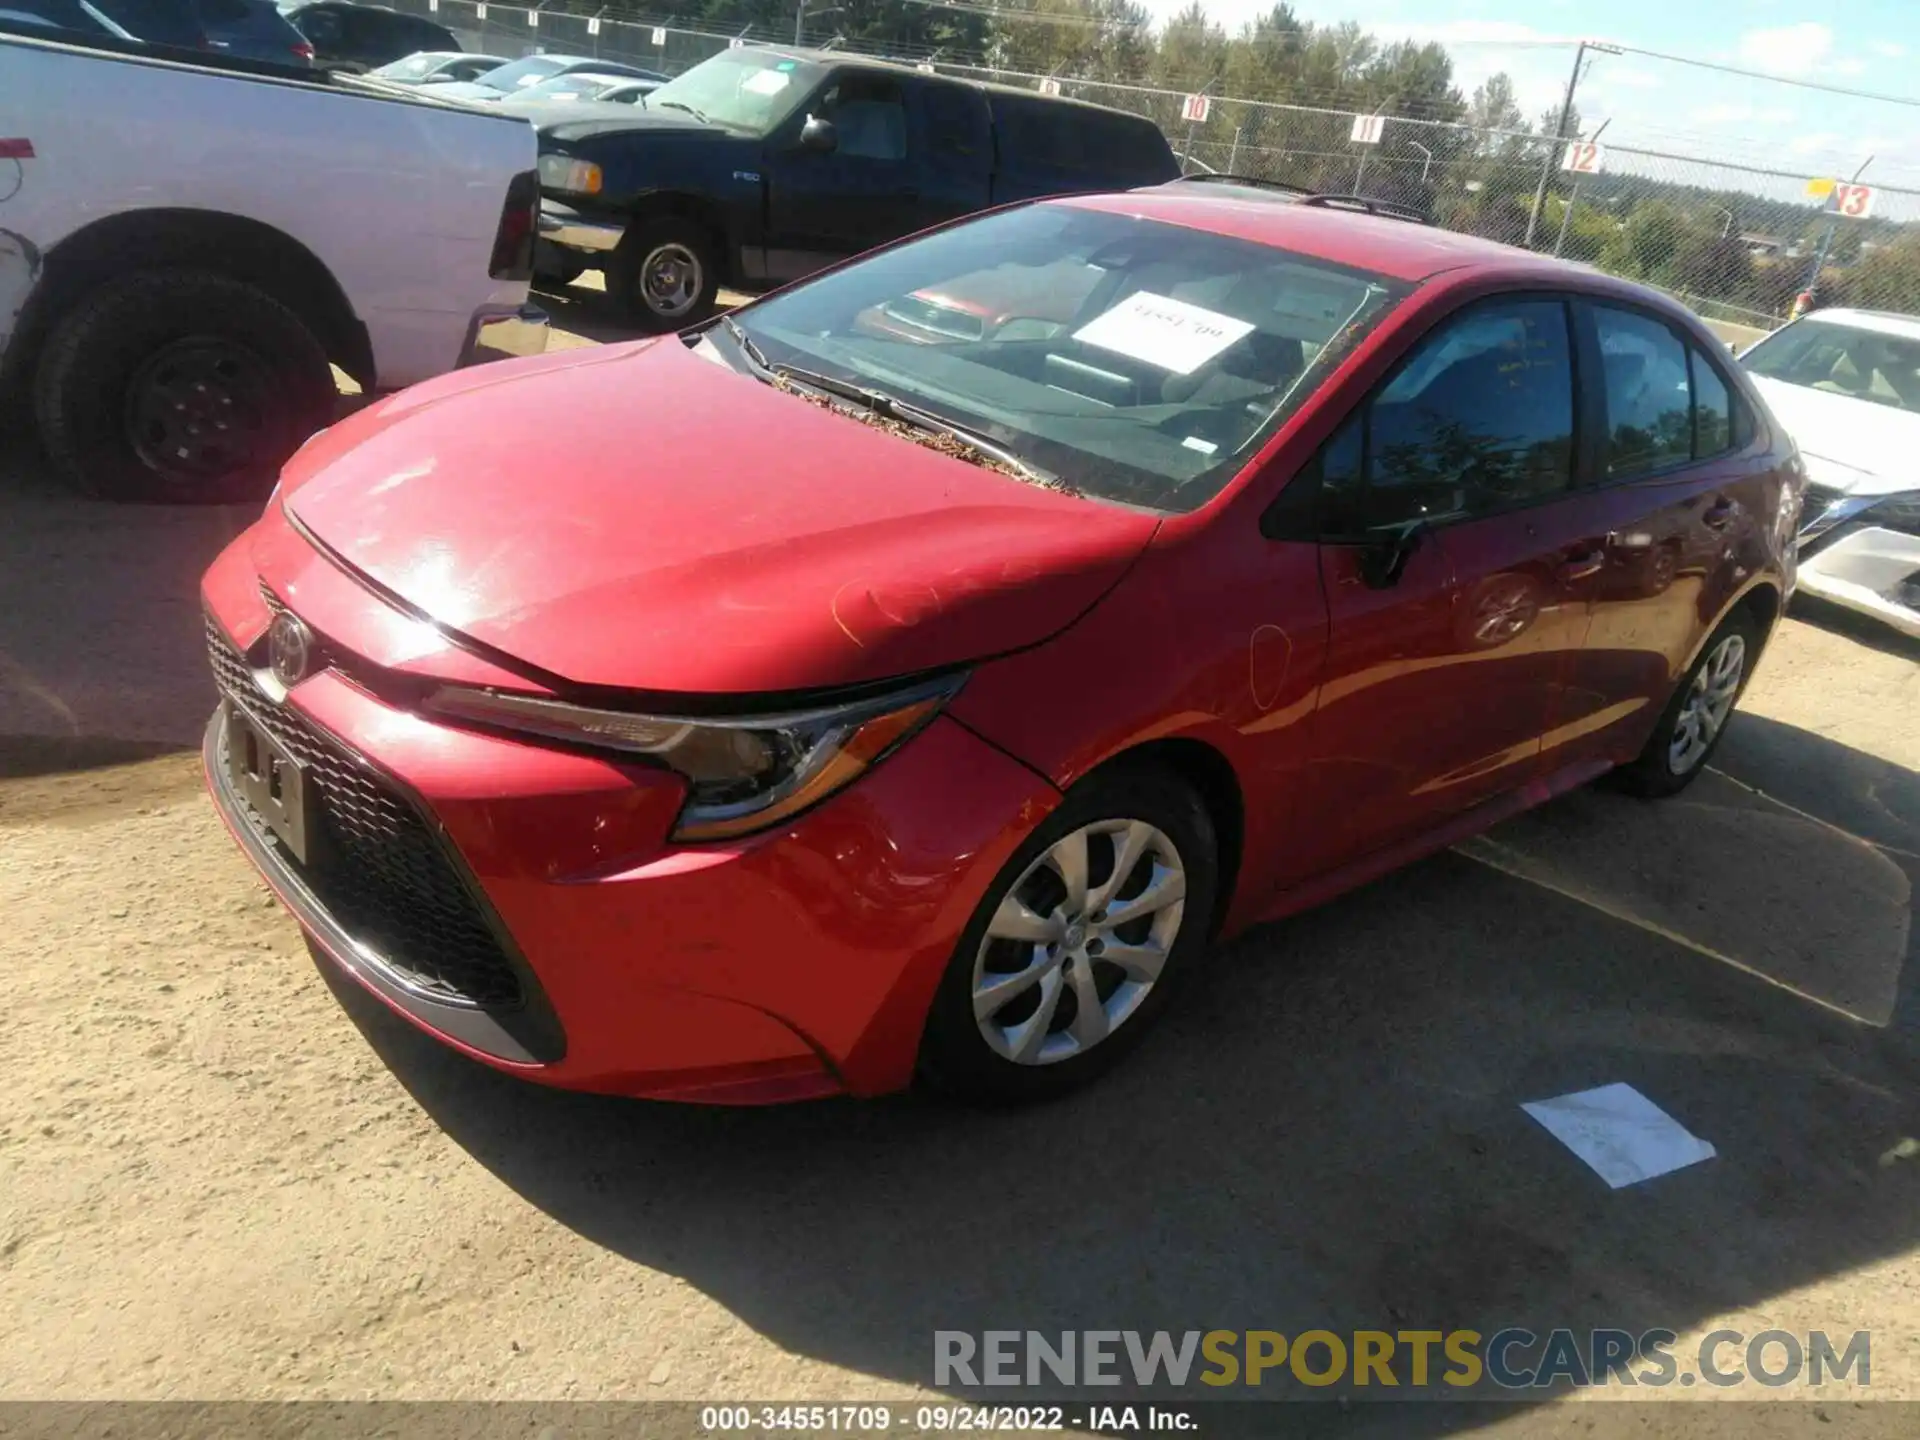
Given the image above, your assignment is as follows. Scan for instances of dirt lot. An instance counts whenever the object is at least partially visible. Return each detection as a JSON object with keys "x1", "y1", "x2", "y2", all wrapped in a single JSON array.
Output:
[{"x1": 1, "y1": 297, "x2": 1918, "y2": 1434}]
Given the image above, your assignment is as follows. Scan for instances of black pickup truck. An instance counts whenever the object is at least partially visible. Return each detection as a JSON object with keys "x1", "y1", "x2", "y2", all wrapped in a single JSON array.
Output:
[{"x1": 534, "y1": 46, "x2": 1180, "y2": 331}]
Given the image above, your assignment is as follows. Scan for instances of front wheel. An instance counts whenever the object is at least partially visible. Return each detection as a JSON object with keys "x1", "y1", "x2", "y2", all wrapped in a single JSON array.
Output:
[
  {"x1": 607, "y1": 218, "x2": 720, "y2": 334},
  {"x1": 1613, "y1": 609, "x2": 1758, "y2": 797},
  {"x1": 918, "y1": 765, "x2": 1218, "y2": 1103}
]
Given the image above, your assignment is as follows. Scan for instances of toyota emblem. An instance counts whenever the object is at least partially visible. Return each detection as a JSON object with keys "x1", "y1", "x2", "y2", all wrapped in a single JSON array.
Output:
[{"x1": 268, "y1": 611, "x2": 314, "y2": 688}]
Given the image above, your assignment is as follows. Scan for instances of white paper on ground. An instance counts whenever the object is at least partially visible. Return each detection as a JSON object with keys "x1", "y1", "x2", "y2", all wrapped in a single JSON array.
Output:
[
  {"x1": 1521, "y1": 1083, "x2": 1716, "y2": 1189},
  {"x1": 1072, "y1": 291, "x2": 1255, "y2": 375}
]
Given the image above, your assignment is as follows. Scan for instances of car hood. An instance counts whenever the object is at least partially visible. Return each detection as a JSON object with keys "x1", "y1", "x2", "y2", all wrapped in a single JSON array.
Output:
[
  {"x1": 280, "y1": 340, "x2": 1159, "y2": 696},
  {"x1": 1749, "y1": 373, "x2": 1920, "y2": 497},
  {"x1": 539, "y1": 108, "x2": 727, "y2": 143}
]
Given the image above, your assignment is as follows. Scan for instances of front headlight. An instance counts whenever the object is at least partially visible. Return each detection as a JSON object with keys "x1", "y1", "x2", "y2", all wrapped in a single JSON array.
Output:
[
  {"x1": 537, "y1": 153, "x2": 603, "y2": 195},
  {"x1": 425, "y1": 675, "x2": 964, "y2": 842}
]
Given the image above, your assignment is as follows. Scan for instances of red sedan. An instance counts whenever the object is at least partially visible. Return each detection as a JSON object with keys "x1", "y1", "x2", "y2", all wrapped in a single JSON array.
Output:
[{"x1": 202, "y1": 188, "x2": 1799, "y2": 1104}]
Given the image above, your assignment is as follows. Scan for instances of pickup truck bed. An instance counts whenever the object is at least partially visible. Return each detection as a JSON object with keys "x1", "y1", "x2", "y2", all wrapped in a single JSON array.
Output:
[{"x1": 1, "y1": 26, "x2": 547, "y2": 501}]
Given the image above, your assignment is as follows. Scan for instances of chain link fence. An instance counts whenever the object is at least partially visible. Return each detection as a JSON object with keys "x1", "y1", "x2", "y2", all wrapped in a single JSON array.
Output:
[{"x1": 393, "y1": 0, "x2": 1920, "y2": 334}]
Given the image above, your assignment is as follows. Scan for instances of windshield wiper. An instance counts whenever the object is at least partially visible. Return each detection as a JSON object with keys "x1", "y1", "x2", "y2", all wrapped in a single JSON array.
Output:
[
  {"x1": 720, "y1": 319, "x2": 1066, "y2": 490},
  {"x1": 655, "y1": 99, "x2": 710, "y2": 122}
]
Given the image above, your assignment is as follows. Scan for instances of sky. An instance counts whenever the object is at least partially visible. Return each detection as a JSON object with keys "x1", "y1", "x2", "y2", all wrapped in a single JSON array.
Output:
[{"x1": 1133, "y1": 0, "x2": 1920, "y2": 191}]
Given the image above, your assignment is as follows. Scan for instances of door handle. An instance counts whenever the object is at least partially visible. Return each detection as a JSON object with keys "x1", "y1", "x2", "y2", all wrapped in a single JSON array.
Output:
[
  {"x1": 1702, "y1": 497, "x2": 1736, "y2": 530},
  {"x1": 1608, "y1": 529, "x2": 1654, "y2": 551},
  {"x1": 1558, "y1": 549, "x2": 1607, "y2": 582}
]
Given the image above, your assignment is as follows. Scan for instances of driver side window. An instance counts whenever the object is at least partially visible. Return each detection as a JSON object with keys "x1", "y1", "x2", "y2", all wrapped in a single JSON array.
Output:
[
  {"x1": 1320, "y1": 297, "x2": 1576, "y2": 535},
  {"x1": 818, "y1": 76, "x2": 909, "y2": 162}
]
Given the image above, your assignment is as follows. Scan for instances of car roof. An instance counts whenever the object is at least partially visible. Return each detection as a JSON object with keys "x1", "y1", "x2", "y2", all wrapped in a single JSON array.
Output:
[
  {"x1": 746, "y1": 45, "x2": 1162, "y2": 125},
  {"x1": 1056, "y1": 188, "x2": 1597, "y2": 285},
  {"x1": 1793, "y1": 307, "x2": 1920, "y2": 341}
]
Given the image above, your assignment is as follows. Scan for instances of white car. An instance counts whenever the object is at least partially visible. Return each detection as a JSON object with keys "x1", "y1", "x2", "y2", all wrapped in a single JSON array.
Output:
[{"x1": 1742, "y1": 307, "x2": 1920, "y2": 638}]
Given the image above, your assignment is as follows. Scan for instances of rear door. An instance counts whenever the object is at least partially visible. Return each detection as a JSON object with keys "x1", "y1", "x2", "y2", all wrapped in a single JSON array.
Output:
[
  {"x1": 1290, "y1": 295, "x2": 1591, "y2": 879},
  {"x1": 915, "y1": 80, "x2": 992, "y2": 225},
  {"x1": 1541, "y1": 300, "x2": 1776, "y2": 771}
]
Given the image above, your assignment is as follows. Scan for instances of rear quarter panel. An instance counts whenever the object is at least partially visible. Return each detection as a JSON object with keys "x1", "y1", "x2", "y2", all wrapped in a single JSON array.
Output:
[{"x1": 0, "y1": 35, "x2": 534, "y2": 386}]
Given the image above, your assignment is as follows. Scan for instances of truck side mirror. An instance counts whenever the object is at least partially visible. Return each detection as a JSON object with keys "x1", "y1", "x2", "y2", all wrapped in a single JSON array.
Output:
[{"x1": 799, "y1": 115, "x2": 837, "y2": 153}]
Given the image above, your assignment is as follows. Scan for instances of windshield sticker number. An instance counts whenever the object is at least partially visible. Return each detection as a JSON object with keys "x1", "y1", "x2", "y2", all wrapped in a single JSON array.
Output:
[
  {"x1": 743, "y1": 69, "x2": 792, "y2": 95},
  {"x1": 1073, "y1": 291, "x2": 1255, "y2": 375}
]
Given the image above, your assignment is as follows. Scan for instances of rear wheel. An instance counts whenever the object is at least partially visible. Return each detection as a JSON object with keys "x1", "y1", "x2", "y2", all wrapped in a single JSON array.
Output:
[
  {"x1": 1614, "y1": 609, "x2": 1758, "y2": 797},
  {"x1": 608, "y1": 217, "x2": 720, "y2": 334},
  {"x1": 919, "y1": 765, "x2": 1218, "y2": 1103},
  {"x1": 33, "y1": 269, "x2": 334, "y2": 504}
]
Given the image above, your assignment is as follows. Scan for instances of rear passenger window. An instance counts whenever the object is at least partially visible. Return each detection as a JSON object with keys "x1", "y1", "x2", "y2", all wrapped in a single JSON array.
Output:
[
  {"x1": 1362, "y1": 299, "x2": 1575, "y2": 528},
  {"x1": 1594, "y1": 306, "x2": 1692, "y2": 476},
  {"x1": 1692, "y1": 347, "x2": 1735, "y2": 457},
  {"x1": 922, "y1": 84, "x2": 987, "y2": 161},
  {"x1": 999, "y1": 99, "x2": 1084, "y2": 170}
]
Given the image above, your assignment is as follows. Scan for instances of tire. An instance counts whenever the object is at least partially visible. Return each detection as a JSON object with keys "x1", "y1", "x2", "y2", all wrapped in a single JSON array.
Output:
[
  {"x1": 33, "y1": 269, "x2": 335, "y2": 504},
  {"x1": 918, "y1": 764, "x2": 1219, "y2": 1104},
  {"x1": 607, "y1": 217, "x2": 720, "y2": 334},
  {"x1": 1613, "y1": 608, "x2": 1759, "y2": 798}
]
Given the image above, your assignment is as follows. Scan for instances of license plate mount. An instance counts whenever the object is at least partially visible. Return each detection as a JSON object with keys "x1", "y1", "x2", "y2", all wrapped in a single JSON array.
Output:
[{"x1": 225, "y1": 699, "x2": 316, "y2": 865}]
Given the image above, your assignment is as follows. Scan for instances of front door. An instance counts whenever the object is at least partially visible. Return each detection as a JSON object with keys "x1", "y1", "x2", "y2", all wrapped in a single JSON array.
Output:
[
  {"x1": 1294, "y1": 295, "x2": 1588, "y2": 879},
  {"x1": 764, "y1": 72, "x2": 925, "y2": 279}
]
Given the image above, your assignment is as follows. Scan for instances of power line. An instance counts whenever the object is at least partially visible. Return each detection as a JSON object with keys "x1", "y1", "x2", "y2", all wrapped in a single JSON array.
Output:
[{"x1": 1609, "y1": 43, "x2": 1920, "y2": 109}]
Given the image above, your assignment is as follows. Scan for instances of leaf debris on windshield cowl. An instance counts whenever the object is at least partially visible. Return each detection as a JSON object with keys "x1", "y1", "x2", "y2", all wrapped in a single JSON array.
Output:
[{"x1": 771, "y1": 374, "x2": 1082, "y2": 497}]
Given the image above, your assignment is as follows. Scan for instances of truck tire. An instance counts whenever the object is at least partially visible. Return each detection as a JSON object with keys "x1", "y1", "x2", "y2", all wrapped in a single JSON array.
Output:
[
  {"x1": 33, "y1": 269, "x2": 336, "y2": 504},
  {"x1": 608, "y1": 217, "x2": 720, "y2": 334}
]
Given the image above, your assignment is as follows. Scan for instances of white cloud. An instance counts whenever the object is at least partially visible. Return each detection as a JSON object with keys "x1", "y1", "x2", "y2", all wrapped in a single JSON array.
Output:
[
  {"x1": 1601, "y1": 66, "x2": 1660, "y2": 89},
  {"x1": 1870, "y1": 40, "x2": 1906, "y2": 59},
  {"x1": 1688, "y1": 103, "x2": 1798, "y2": 128},
  {"x1": 1828, "y1": 57, "x2": 1869, "y2": 76},
  {"x1": 1788, "y1": 131, "x2": 1844, "y2": 156},
  {"x1": 1736, "y1": 22, "x2": 1833, "y2": 75}
]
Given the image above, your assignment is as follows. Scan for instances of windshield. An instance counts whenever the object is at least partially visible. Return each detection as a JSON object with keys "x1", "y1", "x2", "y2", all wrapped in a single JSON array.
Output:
[
  {"x1": 371, "y1": 51, "x2": 452, "y2": 79},
  {"x1": 724, "y1": 204, "x2": 1404, "y2": 511},
  {"x1": 642, "y1": 49, "x2": 823, "y2": 133},
  {"x1": 475, "y1": 54, "x2": 569, "y2": 91},
  {"x1": 1743, "y1": 318, "x2": 1920, "y2": 416}
]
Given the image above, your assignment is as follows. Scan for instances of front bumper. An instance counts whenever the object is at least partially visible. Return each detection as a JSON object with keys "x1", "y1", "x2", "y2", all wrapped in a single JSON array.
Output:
[
  {"x1": 537, "y1": 200, "x2": 625, "y2": 254},
  {"x1": 458, "y1": 302, "x2": 551, "y2": 368},
  {"x1": 199, "y1": 562, "x2": 1058, "y2": 1102},
  {"x1": 1795, "y1": 524, "x2": 1920, "y2": 639}
]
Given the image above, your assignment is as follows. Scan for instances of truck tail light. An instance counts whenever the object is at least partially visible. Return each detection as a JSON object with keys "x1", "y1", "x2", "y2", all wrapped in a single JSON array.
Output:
[
  {"x1": 489, "y1": 170, "x2": 539, "y2": 281},
  {"x1": 292, "y1": 40, "x2": 315, "y2": 60}
]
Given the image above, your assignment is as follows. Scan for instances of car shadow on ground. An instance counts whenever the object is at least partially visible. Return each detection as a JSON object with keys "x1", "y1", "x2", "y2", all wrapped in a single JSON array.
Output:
[{"x1": 331, "y1": 710, "x2": 1919, "y2": 1426}]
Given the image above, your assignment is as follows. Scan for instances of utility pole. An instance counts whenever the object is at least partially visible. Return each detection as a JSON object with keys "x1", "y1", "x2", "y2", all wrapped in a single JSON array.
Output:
[
  {"x1": 1802, "y1": 155, "x2": 1873, "y2": 299},
  {"x1": 1526, "y1": 40, "x2": 1618, "y2": 249}
]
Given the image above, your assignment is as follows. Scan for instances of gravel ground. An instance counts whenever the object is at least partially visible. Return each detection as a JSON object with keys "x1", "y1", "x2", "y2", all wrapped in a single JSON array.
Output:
[{"x1": 1, "y1": 299, "x2": 1917, "y2": 1435}]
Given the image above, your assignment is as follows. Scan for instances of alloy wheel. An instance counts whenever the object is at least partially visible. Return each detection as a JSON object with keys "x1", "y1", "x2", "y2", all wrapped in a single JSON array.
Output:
[
  {"x1": 1667, "y1": 632, "x2": 1745, "y2": 774},
  {"x1": 637, "y1": 241, "x2": 703, "y2": 319},
  {"x1": 971, "y1": 819, "x2": 1187, "y2": 1066}
]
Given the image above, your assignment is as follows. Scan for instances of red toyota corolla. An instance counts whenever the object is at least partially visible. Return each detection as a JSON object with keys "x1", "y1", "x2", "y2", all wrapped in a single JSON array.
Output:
[{"x1": 203, "y1": 184, "x2": 1799, "y2": 1104}]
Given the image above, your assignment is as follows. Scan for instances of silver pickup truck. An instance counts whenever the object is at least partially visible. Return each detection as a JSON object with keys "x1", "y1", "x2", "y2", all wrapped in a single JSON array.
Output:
[{"x1": 1, "y1": 24, "x2": 548, "y2": 502}]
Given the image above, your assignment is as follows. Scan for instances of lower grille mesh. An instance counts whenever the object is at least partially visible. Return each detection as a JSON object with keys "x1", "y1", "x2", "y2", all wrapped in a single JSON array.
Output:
[{"x1": 207, "y1": 619, "x2": 524, "y2": 1010}]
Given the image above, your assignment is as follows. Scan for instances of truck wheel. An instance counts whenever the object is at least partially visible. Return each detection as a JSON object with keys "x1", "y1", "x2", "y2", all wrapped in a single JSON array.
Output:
[
  {"x1": 608, "y1": 218, "x2": 719, "y2": 334},
  {"x1": 33, "y1": 270, "x2": 335, "y2": 504}
]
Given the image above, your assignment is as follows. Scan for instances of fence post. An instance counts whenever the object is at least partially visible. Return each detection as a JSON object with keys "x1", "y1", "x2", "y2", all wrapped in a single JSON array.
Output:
[
  {"x1": 1802, "y1": 155, "x2": 1873, "y2": 299},
  {"x1": 1227, "y1": 125, "x2": 1241, "y2": 175}
]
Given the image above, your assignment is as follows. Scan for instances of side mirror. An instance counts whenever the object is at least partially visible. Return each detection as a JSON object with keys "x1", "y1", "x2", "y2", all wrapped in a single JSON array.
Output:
[
  {"x1": 798, "y1": 114, "x2": 837, "y2": 153},
  {"x1": 1356, "y1": 521, "x2": 1428, "y2": 590}
]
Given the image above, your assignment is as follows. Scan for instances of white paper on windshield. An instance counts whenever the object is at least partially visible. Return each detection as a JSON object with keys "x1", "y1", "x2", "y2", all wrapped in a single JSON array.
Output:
[
  {"x1": 742, "y1": 69, "x2": 792, "y2": 95},
  {"x1": 1522, "y1": 1083, "x2": 1716, "y2": 1189},
  {"x1": 1072, "y1": 291, "x2": 1255, "y2": 375}
]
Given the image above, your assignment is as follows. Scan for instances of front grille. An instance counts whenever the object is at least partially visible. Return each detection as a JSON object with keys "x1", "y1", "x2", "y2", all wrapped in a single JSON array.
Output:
[{"x1": 207, "y1": 619, "x2": 524, "y2": 1010}]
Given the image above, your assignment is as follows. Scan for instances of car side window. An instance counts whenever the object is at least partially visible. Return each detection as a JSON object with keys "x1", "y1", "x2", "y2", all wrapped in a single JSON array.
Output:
[
  {"x1": 822, "y1": 75, "x2": 909, "y2": 162},
  {"x1": 1361, "y1": 298, "x2": 1575, "y2": 530},
  {"x1": 1692, "y1": 346, "x2": 1735, "y2": 458},
  {"x1": 922, "y1": 82, "x2": 988, "y2": 163},
  {"x1": 1594, "y1": 305, "x2": 1692, "y2": 477}
]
